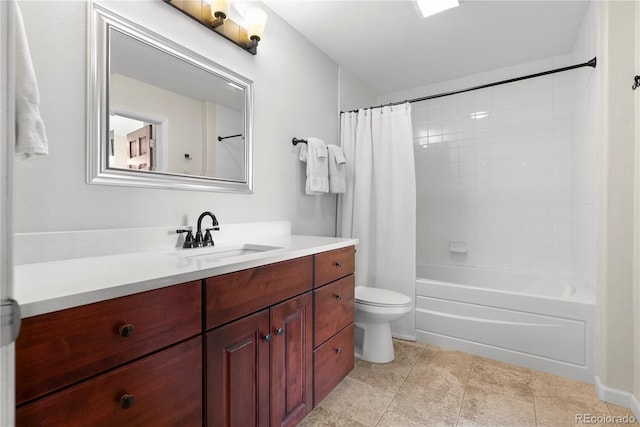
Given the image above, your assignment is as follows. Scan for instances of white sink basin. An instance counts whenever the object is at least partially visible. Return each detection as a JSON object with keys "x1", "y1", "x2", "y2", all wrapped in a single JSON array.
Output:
[{"x1": 172, "y1": 243, "x2": 282, "y2": 263}]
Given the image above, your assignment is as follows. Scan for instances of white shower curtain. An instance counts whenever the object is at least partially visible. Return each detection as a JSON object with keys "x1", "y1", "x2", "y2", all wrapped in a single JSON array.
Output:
[{"x1": 338, "y1": 103, "x2": 417, "y2": 340}]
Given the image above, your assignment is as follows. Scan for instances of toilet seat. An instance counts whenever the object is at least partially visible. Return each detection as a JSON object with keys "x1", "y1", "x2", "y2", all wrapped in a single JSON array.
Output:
[{"x1": 355, "y1": 286, "x2": 412, "y2": 308}]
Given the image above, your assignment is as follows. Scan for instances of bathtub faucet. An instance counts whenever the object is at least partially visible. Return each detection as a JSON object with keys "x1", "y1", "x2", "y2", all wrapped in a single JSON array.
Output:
[{"x1": 195, "y1": 211, "x2": 220, "y2": 247}]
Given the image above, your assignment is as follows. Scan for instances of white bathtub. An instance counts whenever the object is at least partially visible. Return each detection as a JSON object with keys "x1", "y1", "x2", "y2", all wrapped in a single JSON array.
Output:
[{"x1": 415, "y1": 263, "x2": 596, "y2": 382}]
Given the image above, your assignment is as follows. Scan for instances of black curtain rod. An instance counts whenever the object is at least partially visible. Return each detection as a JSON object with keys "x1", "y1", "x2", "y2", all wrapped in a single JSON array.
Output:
[
  {"x1": 341, "y1": 57, "x2": 597, "y2": 114},
  {"x1": 217, "y1": 134, "x2": 244, "y2": 142}
]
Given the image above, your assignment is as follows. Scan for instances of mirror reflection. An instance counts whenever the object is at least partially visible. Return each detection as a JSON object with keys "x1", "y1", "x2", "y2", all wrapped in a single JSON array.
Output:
[
  {"x1": 87, "y1": 3, "x2": 253, "y2": 193},
  {"x1": 109, "y1": 28, "x2": 246, "y2": 181}
]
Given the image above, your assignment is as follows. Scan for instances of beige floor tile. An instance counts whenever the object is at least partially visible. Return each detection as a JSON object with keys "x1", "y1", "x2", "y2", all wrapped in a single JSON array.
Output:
[
  {"x1": 298, "y1": 405, "x2": 368, "y2": 427},
  {"x1": 458, "y1": 384, "x2": 536, "y2": 427},
  {"x1": 404, "y1": 356, "x2": 471, "y2": 397},
  {"x1": 349, "y1": 340, "x2": 423, "y2": 393},
  {"x1": 392, "y1": 339, "x2": 426, "y2": 365},
  {"x1": 467, "y1": 356, "x2": 534, "y2": 403},
  {"x1": 420, "y1": 344, "x2": 475, "y2": 369},
  {"x1": 386, "y1": 382, "x2": 463, "y2": 427},
  {"x1": 302, "y1": 342, "x2": 624, "y2": 427},
  {"x1": 606, "y1": 403, "x2": 640, "y2": 425},
  {"x1": 348, "y1": 359, "x2": 409, "y2": 394},
  {"x1": 377, "y1": 410, "x2": 429, "y2": 427},
  {"x1": 531, "y1": 370, "x2": 605, "y2": 409},
  {"x1": 317, "y1": 376, "x2": 395, "y2": 426},
  {"x1": 535, "y1": 395, "x2": 611, "y2": 427},
  {"x1": 393, "y1": 338, "x2": 427, "y2": 349}
]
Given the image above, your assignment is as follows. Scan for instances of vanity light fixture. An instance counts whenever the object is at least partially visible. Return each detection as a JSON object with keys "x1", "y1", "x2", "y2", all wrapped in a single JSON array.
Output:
[
  {"x1": 210, "y1": 0, "x2": 230, "y2": 28},
  {"x1": 415, "y1": 0, "x2": 460, "y2": 18},
  {"x1": 164, "y1": 0, "x2": 268, "y2": 55},
  {"x1": 244, "y1": 6, "x2": 267, "y2": 50}
]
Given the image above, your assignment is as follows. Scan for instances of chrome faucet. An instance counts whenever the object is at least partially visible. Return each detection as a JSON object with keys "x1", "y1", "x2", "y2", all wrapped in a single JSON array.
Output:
[{"x1": 195, "y1": 211, "x2": 220, "y2": 247}]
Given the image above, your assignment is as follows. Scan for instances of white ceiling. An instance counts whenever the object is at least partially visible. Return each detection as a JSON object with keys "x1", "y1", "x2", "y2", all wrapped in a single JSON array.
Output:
[{"x1": 264, "y1": 0, "x2": 590, "y2": 95}]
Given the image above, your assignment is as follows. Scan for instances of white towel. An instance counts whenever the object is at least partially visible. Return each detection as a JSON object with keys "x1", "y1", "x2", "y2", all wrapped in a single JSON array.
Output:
[
  {"x1": 327, "y1": 144, "x2": 346, "y2": 194},
  {"x1": 298, "y1": 142, "x2": 308, "y2": 162},
  {"x1": 14, "y1": 1, "x2": 48, "y2": 160},
  {"x1": 299, "y1": 137, "x2": 328, "y2": 194}
]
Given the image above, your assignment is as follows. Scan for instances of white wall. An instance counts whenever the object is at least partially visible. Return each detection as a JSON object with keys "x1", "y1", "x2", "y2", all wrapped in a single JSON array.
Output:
[
  {"x1": 14, "y1": 0, "x2": 339, "y2": 236},
  {"x1": 339, "y1": 66, "x2": 377, "y2": 112},
  {"x1": 596, "y1": 0, "x2": 636, "y2": 399},
  {"x1": 636, "y1": 0, "x2": 640, "y2": 413},
  {"x1": 111, "y1": 73, "x2": 204, "y2": 175},
  {"x1": 215, "y1": 104, "x2": 244, "y2": 180}
]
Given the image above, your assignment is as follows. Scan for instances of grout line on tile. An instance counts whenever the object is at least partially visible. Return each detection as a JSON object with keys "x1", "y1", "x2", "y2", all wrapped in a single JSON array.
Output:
[
  {"x1": 533, "y1": 392, "x2": 539, "y2": 426},
  {"x1": 374, "y1": 342, "x2": 426, "y2": 427},
  {"x1": 453, "y1": 355, "x2": 476, "y2": 426}
]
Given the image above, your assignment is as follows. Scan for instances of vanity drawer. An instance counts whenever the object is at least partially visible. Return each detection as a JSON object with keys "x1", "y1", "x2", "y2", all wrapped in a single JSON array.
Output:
[
  {"x1": 16, "y1": 281, "x2": 202, "y2": 405},
  {"x1": 314, "y1": 275, "x2": 354, "y2": 347},
  {"x1": 17, "y1": 336, "x2": 202, "y2": 427},
  {"x1": 205, "y1": 256, "x2": 313, "y2": 330},
  {"x1": 313, "y1": 323, "x2": 355, "y2": 405},
  {"x1": 314, "y1": 246, "x2": 355, "y2": 287}
]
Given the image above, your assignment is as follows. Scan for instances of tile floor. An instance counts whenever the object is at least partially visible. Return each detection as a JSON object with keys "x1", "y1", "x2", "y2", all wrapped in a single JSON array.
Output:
[{"x1": 300, "y1": 339, "x2": 638, "y2": 427}]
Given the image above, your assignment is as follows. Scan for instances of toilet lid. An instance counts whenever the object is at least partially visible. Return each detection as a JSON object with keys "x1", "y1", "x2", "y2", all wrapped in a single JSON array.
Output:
[{"x1": 355, "y1": 286, "x2": 412, "y2": 307}]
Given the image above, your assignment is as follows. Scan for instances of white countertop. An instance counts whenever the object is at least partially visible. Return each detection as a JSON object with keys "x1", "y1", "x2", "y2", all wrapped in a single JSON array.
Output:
[{"x1": 15, "y1": 235, "x2": 358, "y2": 318}]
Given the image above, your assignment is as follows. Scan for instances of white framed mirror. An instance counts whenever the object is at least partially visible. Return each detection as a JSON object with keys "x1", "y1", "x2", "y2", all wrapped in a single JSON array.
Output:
[{"x1": 87, "y1": 3, "x2": 253, "y2": 192}]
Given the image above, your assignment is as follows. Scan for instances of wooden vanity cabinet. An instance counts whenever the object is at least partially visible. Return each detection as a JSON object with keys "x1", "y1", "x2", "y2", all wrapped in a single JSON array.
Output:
[
  {"x1": 15, "y1": 281, "x2": 203, "y2": 426},
  {"x1": 16, "y1": 246, "x2": 356, "y2": 426},
  {"x1": 312, "y1": 247, "x2": 356, "y2": 406},
  {"x1": 204, "y1": 257, "x2": 314, "y2": 427}
]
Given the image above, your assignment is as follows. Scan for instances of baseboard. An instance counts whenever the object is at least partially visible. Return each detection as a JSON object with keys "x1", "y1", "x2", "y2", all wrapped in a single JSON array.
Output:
[
  {"x1": 392, "y1": 332, "x2": 416, "y2": 342},
  {"x1": 595, "y1": 375, "x2": 640, "y2": 418}
]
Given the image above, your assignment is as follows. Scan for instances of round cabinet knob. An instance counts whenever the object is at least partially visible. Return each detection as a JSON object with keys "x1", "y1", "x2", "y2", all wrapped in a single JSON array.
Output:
[
  {"x1": 119, "y1": 324, "x2": 135, "y2": 338},
  {"x1": 335, "y1": 262, "x2": 343, "y2": 267},
  {"x1": 335, "y1": 293, "x2": 342, "y2": 300},
  {"x1": 336, "y1": 347, "x2": 342, "y2": 354},
  {"x1": 264, "y1": 334, "x2": 272, "y2": 342},
  {"x1": 275, "y1": 328, "x2": 284, "y2": 336},
  {"x1": 120, "y1": 394, "x2": 136, "y2": 409}
]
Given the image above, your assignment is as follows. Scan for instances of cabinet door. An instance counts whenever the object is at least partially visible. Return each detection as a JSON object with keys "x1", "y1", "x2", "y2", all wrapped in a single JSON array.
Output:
[
  {"x1": 270, "y1": 292, "x2": 313, "y2": 427},
  {"x1": 205, "y1": 309, "x2": 270, "y2": 427}
]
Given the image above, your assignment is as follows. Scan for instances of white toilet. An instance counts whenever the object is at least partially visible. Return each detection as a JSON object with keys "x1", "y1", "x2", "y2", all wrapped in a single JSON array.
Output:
[{"x1": 354, "y1": 286, "x2": 412, "y2": 363}]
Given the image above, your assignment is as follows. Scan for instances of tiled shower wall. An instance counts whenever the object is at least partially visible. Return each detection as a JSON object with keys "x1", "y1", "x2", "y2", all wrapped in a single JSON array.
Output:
[
  {"x1": 412, "y1": 59, "x2": 577, "y2": 275},
  {"x1": 381, "y1": 3, "x2": 597, "y2": 291}
]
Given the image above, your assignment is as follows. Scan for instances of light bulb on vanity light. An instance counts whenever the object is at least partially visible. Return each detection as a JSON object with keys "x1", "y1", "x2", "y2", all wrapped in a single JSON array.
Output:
[
  {"x1": 210, "y1": 0, "x2": 230, "y2": 28},
  {"x1": 245, "y1": 6, "x2": 267, "y2": 45}
]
